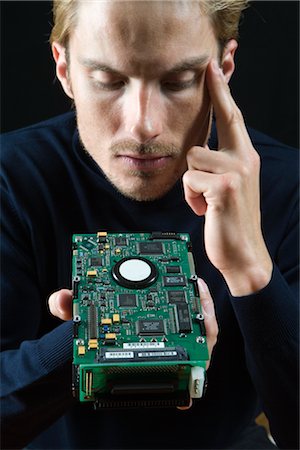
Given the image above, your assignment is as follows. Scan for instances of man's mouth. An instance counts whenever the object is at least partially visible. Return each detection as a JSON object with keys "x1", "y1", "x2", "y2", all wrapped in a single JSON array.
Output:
[{"x1": 116, "y1": 154, "x2": 172, "y2": 171}]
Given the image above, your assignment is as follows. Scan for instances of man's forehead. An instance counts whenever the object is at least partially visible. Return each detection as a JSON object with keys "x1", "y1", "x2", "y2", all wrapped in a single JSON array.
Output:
[
  {"x1": 72, "y1": 0, "x2": 217, "y2": 73},
  {"x1": 75, "y1": 0, "x2": 208, "y2": 41},
  {"x1": 77, "y1": 0, "x2": 204, "y2": 19}
]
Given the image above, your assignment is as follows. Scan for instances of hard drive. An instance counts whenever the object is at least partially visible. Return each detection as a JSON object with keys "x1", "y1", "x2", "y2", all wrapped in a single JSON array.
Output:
[{"x1": 72, "y1": 231, "x2": 209, "y2": 408}]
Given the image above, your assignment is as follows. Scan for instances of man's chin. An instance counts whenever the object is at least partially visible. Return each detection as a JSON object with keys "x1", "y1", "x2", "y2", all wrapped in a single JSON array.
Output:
[{"x1": 106, "y1": 174, "x2": 179, "y2": 202}]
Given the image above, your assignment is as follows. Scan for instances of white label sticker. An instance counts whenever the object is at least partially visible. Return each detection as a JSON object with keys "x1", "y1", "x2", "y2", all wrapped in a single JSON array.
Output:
[
  {"x1": 137, "y1": 351, "x2": 177, "y2": 358},
  {"x1": 123, "y1": 342, "x2": 165, "y2": 349},
  {"x1": 105, "y1": 351, "x2": 134, "y2": 359}
]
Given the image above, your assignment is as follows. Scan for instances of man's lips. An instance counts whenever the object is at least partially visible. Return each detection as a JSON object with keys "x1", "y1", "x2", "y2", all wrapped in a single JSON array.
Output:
[{"x1": 116, "y1": 154, "x2": 172, "y2": 170}]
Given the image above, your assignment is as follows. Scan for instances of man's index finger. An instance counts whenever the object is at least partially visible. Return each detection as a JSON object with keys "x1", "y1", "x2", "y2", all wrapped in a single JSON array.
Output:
[{"x1": 206, "y1": 59, "x2": 252, "y2": 152}]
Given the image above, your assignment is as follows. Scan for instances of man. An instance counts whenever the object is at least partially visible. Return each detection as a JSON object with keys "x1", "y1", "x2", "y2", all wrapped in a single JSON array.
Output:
[{"x1": 1, "y1": 1, "x2": 298, "y2": 449}]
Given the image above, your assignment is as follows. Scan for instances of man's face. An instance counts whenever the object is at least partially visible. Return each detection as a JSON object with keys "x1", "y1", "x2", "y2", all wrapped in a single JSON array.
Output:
[{"x1": 64, "y1": 1, "x2": 219, "y2": 201}]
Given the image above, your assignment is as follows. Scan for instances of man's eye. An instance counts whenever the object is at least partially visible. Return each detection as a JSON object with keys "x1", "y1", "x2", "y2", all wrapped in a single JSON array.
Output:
[
  {"x1": 93, "y1": 80, "x2": 125, "y2": 91},
  {"x1": 162, "y1": 79, "x2": 195, "y2": 92}
]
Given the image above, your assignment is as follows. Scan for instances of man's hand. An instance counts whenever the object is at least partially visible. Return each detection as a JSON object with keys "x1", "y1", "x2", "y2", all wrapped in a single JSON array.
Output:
[{"x1": 183, "y1": 59, "x2": 273, "y2": 296}]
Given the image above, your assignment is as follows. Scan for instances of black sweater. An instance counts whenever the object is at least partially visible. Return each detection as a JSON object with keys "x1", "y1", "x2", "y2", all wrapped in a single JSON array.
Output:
[{"x1": 1, "y1": 112, "x2": 298, "y2": 449}]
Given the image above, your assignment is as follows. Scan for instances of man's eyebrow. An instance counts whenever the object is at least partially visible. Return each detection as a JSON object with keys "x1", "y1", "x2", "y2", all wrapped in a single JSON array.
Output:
[
  {"x1": 79, "y1": 58, "x2": 121, "y2": 74},
  {"x1": 167, "y1": 56, "x2": 210, "y2": 73},
  {"x1": 79, "y1": 55, "x2": 210, "y2": 75}
]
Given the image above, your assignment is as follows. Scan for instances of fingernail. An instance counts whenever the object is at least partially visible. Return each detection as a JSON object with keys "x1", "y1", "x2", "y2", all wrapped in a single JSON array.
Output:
[{"x1": 54, "y1": 293, "x2": 64, "y2": 315}]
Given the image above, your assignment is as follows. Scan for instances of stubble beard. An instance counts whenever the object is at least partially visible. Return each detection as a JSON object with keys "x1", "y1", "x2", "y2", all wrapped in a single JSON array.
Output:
[
  {"x1": 108, "y1": 140, "x2": 185, "y2": 201},
  {"x1": 105, "y1": 162, "x2": 186, "y2": 202},
  {"x1": 79, "y1": 133, "x2": 187, "y2": 202},
  {"x1": 76, "y1": 107, "x2": 213, "y2": 202}
]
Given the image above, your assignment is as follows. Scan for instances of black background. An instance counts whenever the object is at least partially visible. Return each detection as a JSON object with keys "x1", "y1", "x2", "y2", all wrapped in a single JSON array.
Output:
[{"x1": 1, "y1": 1, "x2": 299, "y2": 148}]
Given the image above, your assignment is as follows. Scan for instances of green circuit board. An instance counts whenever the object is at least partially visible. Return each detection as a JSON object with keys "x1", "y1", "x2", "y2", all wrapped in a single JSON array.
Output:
[{"x1": 72, "y1": 232, "x2": 209, "y2": 408}]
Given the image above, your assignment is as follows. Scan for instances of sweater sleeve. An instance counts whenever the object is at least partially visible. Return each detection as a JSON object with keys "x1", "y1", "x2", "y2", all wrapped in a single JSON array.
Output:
[
  {"x1": 230, "y1": 201, "x2": 299, "y2": 449},
  {"x1": 0, "y1": 185, "x2": 74, "y2": 449}
]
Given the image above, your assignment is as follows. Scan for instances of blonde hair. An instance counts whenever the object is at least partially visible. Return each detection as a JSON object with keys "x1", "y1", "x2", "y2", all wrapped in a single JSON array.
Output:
[{"x1": 50, "y1": 0, "x2": 249, "y2": 48}]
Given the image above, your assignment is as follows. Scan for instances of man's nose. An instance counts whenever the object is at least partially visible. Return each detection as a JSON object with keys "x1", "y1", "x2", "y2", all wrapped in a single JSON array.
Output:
[{"x1": 124, "y1": 82, "x2": 163, "y2": 144}]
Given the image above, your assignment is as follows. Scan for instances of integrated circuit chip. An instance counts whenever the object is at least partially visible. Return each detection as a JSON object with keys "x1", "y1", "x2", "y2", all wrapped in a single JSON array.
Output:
[
  {"x1": 90, "y1": 257, "x2": 102, "y2": 266},
  {"x1": 81, "y1": 241, "x2": 95, "y2": 250},
  {"x1": 163, "y1": 275, "x2": 187, "y2": 287},
  {"x1": 139, "y1": 241, "x2": 164, "y2": 255},
  {"x1": 115, "y1": 237, "x2": 128, "y2": 246},
  {"x1": 166, "y1": 266, "x2": 181, "y2": 273},
  {"x1": 176, "y1": 303, "x2": 192, "y2": 333},
  {"x1": 137, "y1": 319, "x2": 165, "y2": 336},
  {"x1": 167, "y1": 291, "x2": 186, "y2": 303},
  {"x1": 118, "y1": 293, "x2": 137, "y2": 307}
]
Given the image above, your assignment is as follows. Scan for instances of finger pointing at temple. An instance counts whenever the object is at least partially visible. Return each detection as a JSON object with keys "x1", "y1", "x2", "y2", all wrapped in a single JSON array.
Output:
[{"x1": 206, "y1": 59, "x2": 253, "y2": 152}]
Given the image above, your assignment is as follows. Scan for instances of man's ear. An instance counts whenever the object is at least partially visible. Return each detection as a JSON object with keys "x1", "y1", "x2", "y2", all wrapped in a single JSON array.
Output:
[
  {"x1": 221, "y1": 39, "x2": 238, "y2": 83},
  {"x1": 52, "y1": 42, "x2": 74, "y2": 99}
]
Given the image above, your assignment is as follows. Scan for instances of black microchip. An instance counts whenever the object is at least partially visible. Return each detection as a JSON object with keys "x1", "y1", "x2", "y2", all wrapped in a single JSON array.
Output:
[
  {"x1": 167, "y1": 291, "x2": 186, "y2": 303},
  {"x1": 163, "y1": 276, "x2": 186, "y2": 287},
  {"x1": 90, "y1": 257, "x2": 102, "y2": 266},
  {"x1": 166, "y1": 266, "x2": 180, "y2": 273},
  {"x1": 137, "y1": 319, "x2": 165, "y2": 335},
  {"x1": 118, "y1": 293, "x2": 137, "y2": 307},
  {"x1": 82, "y1": 241, "x2": 95, "y2": 249},
  {"x1": 115, "y1": 237, "x2": 127, "y2": 246},
  {"x1": 139, "y1": 241, "x2": 164, "y2": 254},
  {"x1": 176, "y1": 303, "x2": 192, "y2": 333},
  {"x1": 103, "y1": 339, "x2": 116, "y2": 346},
  {"x1": 150, "y1": 232, "x2": 180, "y2": 240}
]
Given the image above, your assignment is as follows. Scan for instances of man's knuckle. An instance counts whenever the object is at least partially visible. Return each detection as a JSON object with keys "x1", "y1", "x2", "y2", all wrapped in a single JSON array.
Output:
[
  {"x1": 186, "y1": 146, "x2": 200, "y2": 164},
  {"x1": 224, "y1": 107, "x2": 242, "y2": 127},
  {"x1": 182, "y1": 169, "x2": 195, "y2": 186},
  {"x1": 239, "y1": 163, "x2": 250, "y2": 178},
  {"x1": 219, "y1": 173, "x2": 236, "y2": 192},
  {"x1": 239, "y1": 151, "x2": 260, "y2": 176}
]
